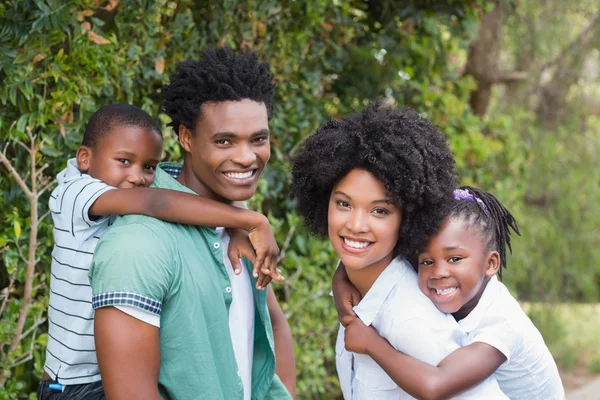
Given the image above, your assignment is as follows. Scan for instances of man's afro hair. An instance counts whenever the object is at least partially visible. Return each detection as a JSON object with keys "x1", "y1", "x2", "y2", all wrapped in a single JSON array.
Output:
[
  {"x1": 161, "y1": 47, "x2": 275, "y2": 135},
  {"x1": 291, "y1": 102, "x2": 458, "y2": 258}
]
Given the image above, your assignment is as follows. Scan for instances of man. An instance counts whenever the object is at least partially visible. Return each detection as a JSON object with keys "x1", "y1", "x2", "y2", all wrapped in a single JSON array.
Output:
[{"x1": 89, "y1": 48, "x2": 295, "y2": 400}]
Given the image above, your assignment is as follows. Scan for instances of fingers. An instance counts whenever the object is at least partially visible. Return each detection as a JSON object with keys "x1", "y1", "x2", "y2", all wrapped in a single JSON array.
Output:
[
  {"x1": 256, "y1": 273, "x2": 272, "y2": 290},
  {"x1": 253, "y1": 250, "x2": 265, "y2": 279},
  {"x1": 227, "y1": 250, "x2": 242, "y2": 275},
  {"x1": 261, "y1": 255, "x2": 285, "y2": 282},
  {"x1": 341, "y1": 315, "x2": 354, "y2": 328},
  {"x1": 351, "y1": 291, "x2": 361, "y2": 307}
]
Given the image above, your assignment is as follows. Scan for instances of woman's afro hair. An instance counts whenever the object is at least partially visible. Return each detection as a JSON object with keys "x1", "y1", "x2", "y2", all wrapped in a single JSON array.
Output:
[
  {"x1": 161, "y1": 47, "x2": 275, "y2": 135},
  {"x1": 291, "y1": 102, "x2": 458, "y2": 258}
]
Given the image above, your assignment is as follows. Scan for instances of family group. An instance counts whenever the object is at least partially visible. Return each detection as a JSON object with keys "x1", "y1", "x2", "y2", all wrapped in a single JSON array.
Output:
[{"x1": 39, "y1": 47, "x2": 564, "y2": 400}]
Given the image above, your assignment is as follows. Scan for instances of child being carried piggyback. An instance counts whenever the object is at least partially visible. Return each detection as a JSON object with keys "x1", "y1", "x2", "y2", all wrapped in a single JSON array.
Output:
[
  {"x1": 336, "y1": 186, "x2": 564, "y2": 399},
  {"x1": 39, "y1": 104, "x2": 282, "y2": 400}
]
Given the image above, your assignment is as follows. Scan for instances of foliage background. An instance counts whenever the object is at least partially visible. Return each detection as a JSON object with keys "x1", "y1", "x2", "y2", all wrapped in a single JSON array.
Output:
[{"x1": 0, "y1": 0, "x2": 598, "y2": 398}]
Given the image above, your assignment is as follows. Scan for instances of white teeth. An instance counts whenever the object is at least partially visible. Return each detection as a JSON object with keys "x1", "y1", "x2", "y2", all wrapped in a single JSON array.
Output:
[
  {"x1": 224, "y1": 171, "x2": 253, "y2": 179},
  {"x1": 435, "y1": 287, "x2": 457, "y2": 296},
  {"x1": 343, "y1": 238, "x2": 371, "y2": 249}
]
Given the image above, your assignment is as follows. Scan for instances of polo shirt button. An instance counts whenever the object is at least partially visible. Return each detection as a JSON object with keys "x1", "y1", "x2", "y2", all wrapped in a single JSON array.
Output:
[
  {"x1": 225, "y1": 286, "x2": 232, "y2": 293},
  {"x1": 213, "y1": 242, "x2": 220, "y2": 249},
  {"x1": 237, "y1": 370, "x2": 241, "y2": 377}
]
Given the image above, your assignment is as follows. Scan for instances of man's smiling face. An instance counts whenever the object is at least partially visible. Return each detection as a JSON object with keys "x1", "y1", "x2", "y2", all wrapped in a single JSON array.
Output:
[{"x1": 180, "y1": 99, "x2": 271, "y2": 203}]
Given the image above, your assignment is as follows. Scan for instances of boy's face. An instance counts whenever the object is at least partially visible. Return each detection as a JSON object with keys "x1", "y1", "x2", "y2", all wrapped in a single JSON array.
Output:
[
  {"x1": 417, "y1": 217, "x2": 499, "y2": 319},
  {"x1": 327, "y1": 168, "x2": 402, "y2": 273},
  {"x1": 179, "y1": 99, "x2": 270, "y2": 203},
  {"x1": 76, "y1": 125, "x2": 163, "y2": 188}
]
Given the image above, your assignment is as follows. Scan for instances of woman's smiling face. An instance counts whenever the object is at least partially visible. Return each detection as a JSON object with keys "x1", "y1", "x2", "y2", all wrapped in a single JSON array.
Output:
[{"x1": 327, "y1": 168, "x2": 402, "y2": 273}]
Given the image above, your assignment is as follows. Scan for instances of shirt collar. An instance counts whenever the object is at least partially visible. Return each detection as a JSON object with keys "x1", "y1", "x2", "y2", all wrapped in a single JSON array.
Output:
[
  {"x1": 353, "y1": 256, "x2": 411, "y2": 327},
  {"x1": 153, "y1": 162, "x2": 196, "y2": 196},
  {"x1": 59, "y1": 158, "x2": 85, "y2": 183},
  {"x1": 457, "y1": 275, "x2": 500, "y2": 333}
]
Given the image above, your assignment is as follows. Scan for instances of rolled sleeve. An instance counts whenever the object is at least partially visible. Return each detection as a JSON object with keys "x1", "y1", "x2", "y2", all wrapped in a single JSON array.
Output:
[{"x1": 89, "y1": 222, "x2": 175, "y2": 317}]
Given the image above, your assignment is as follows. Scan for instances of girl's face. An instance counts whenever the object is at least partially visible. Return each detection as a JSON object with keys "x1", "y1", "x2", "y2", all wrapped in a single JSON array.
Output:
[
  {"x1": 327, "y1": 168, "x2": 402, "y2": 273},
  {"x1": 417, "y1": 217, "x2": 499, "y2": 320}
]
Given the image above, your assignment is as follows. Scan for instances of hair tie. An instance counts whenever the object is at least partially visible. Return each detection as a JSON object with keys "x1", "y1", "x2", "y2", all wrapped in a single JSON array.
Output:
[{"x1": 453, "y1": 188, "x2": 488, "y2": 213}]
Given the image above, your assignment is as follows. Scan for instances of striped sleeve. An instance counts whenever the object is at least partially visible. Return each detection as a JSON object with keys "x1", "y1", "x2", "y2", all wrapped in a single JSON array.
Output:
[{"x1": 52, "y1": 175, "x2": 115, "y2": 240}]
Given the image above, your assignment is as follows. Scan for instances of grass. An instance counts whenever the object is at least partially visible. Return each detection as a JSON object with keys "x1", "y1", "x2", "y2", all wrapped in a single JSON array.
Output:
[{"x1": 522, "y1": 302, "x2": 600, "y2": 373}]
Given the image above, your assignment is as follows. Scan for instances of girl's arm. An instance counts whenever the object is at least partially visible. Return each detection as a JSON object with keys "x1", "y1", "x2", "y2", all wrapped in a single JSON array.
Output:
[
  {"x1": 343, "y1": 315, "x2": 506, "y2": 400},
  {"x1": 89, "y1": 188, "x2": 282, "y2": 282}
]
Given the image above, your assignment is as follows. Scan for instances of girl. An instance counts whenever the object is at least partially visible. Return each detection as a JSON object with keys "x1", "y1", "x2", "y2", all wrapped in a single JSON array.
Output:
[
  {"x1": 292, "y1": 103, "x2": 507, "y2": 399},
  {"x1": 337, "y1": 186, "x2": 564, "y2": 399}
]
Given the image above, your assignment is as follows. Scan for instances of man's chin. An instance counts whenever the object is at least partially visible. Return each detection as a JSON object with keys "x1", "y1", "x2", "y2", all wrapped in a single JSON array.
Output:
[{"x1": 218, "y1": 187, "x2": 258, "y2": 203}]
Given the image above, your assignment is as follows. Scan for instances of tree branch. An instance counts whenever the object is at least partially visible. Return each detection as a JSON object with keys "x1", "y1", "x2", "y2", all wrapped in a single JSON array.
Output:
[{"x1": 0, "y1": 148, "x2": 33, "y2": 199}]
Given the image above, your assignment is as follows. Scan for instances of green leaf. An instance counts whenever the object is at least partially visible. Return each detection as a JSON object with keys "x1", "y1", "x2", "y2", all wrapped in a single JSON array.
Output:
[{"x1": 14, "y1": 220, "x2": 21, "y2": 239}]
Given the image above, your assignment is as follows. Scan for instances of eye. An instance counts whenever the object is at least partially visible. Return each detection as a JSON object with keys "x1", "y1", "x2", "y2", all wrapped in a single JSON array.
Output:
[
  {"x1": 118, "y1": 159, "x2": 130, "y2": 165},
  {"x1": 419, "y1": 259, "x2": 433, "y2": 267},
  {"x1": 448, "y1": 256, "x2": 462, "y2": 263},
  {"x1": 336, "y1": 200, "x2": 350, "y2": 208},
  {"x1": 145, "y1": 164, "x2": 157, "y2": 171},
  {"x1": 215, "y1": 139, "x2": 232, "y2": 145},
  {"x1": 372, "y1": 208, "x2": 389, "y2": 216},
  {"x1": 253, "y1": 136, "x2": 268, "y2": 144}
]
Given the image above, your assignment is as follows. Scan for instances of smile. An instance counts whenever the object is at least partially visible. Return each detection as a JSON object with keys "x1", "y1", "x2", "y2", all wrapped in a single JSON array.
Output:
[
  {"x1": 433, "y1": 287, "x2": 457, "y2": 296},
  {"x1": 341, "y1": 237, "x2": 373, "y2": 253},
  {"x1": 223, "y1": 170, "x2": 255, "y2": 179}
]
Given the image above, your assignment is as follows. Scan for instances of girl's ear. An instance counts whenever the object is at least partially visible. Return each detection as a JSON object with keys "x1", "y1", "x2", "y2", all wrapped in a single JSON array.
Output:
[
  {"x1": 178, "y1": 125, "x2": 193, "y2": 153},
  {"x1": 76, "y1": 146, "x2": 91, "y2": 172},
  {"x1": 485, "y1": 251, "x2": 501, "y2": 277}
]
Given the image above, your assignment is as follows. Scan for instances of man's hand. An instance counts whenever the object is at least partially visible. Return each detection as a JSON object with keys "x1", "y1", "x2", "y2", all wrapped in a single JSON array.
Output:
[
  {"x1": 227, "y1": 226, "x2": 284, "y2": 290},
  {"x1": 332, "y1": 265, "x2": 361, "y2": 322},
  {"x1": 341, "y1": 315, "x2": 380, "y2": 355}
]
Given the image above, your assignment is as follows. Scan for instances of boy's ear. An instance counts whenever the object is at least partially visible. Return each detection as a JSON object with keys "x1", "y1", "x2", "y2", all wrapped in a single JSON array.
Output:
[
  {"x1": 485, "y1": 251, "x2": 501, "y2": 277},
  {"x1": 178, "y1": 125, "x2": 193, "y2": 153},
  {"x1": 76, "y1": 146, "x2": 92, "y2": 172}
]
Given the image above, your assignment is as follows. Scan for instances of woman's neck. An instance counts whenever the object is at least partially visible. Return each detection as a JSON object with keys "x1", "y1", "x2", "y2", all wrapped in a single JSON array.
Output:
[{"x1": 345, "y1": 254, "x2": 394, "y2": 298}]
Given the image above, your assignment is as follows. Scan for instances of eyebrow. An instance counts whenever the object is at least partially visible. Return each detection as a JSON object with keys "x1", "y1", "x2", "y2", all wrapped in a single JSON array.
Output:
[
  {"x1": 211, "y1": 129, "x2": 270, "y2": 140},
  {"x1": 115, "y1": 150, "x2": 136, "y2": 158},
  {"x1": 443, "y1": 246, "x2": 465, "y2": 251},
  {"x1": 333, "y1": 190, "x2": 393, "y2": 205}
]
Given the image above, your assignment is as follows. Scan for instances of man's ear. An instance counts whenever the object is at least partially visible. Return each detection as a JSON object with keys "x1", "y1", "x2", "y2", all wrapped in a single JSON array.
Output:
[
  {"x1": 485, "y1": 251, "x2": 501, "y2": 277},
  {"x1": 178, "y1": 125, "x2": 193, "y2": 153},
  {"x1": 76, "y1": 146, "x2": 92, "y2": 172}
]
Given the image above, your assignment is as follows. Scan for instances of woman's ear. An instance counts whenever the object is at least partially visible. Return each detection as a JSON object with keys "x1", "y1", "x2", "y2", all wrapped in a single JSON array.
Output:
[
  {"x1": 485, "y1": 251, "x2": 501, "y2": 277},
  {"x1": 178, "y1": 125, "x2": 193, "y2": 153},
  {"x1": 76, "y1": 146, "x2": 91, "y2": 172}
]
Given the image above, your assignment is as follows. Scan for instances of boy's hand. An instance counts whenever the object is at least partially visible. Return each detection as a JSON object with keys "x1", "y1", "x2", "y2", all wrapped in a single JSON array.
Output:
[
  {"x1": 246, "y1": 214, "x2": 284, "y2": 284},
  {"x1": 341, "y1": 315, "x2": 379, "y2": 355},
  {"x1": 227, "y1": 228, "x2": 283, "y2": 290},
  {"x1": 332, "y1": 265, "x2": 361, "y2": 322}
]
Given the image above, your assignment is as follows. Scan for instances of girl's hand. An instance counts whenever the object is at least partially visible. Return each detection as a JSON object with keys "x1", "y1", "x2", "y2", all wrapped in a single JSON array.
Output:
[
  {"x1": 341, "y1": 315, "x2": 379, "y2": 355},
  {"x1": 332, "y1": 265, "x2": 361, "y2": 322}
]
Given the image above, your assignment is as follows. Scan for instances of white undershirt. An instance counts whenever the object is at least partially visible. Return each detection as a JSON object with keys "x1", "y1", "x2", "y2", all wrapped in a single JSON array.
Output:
[{"x1": 116, "y1": 227, "x2": 255, "y2": 400}]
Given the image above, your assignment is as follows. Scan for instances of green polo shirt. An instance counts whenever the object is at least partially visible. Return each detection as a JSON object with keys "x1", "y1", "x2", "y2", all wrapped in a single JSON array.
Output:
[{"x1": 89, "y1": 163, "x2": 291, "y2": 400}]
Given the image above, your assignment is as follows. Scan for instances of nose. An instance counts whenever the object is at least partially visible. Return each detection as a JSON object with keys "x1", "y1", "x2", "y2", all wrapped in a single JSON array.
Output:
[
  {"x1": 231, "y1": 144, "x2": 257, "y2": 167},
  {"x1": 430, "y1": 261, "x2": 451, "y2": 279},
  {"x1": 127, "y1": 168, "x2": 145, "y2": 187},
  {"x1": 345, "y1": 210, "x2": 369, "y2": 233}
]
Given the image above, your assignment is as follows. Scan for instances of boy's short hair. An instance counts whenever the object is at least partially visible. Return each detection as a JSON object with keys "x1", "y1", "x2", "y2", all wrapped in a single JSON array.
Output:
[
  {"x1": 82, "y1": 104, "x2": 162, "y2": 147},
  {"x1": 161, "y1": 47, "x2": 275, "y2": 135},
  {"x1": 291, "y1": 102, "x2": 458, "y2": 259}
]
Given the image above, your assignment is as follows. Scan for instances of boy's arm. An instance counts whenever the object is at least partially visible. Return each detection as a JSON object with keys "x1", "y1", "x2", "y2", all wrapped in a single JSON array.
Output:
[
  {"x1": 95, "y1": 307, "x2": 162, "y2": 400},
  {"x1": 90, "y1": 188, "x2": 277, "y2": 278},
  {"x1": 267, "y1": 286, "x2": 296, "y2": 398},
  {"x1": 343, "y1": 316, "x2": 506, "y2": 400}
]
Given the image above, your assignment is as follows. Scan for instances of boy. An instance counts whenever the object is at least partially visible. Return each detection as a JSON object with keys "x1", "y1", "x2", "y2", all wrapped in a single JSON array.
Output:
[{"x1": 39, "y1": 103, "x2": 282, "y2": 399}]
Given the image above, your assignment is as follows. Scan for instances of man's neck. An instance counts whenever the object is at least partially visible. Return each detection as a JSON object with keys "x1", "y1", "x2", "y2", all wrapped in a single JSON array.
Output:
[{"x1": 175, "y1": 161, "x2": 232, "y2": 205}]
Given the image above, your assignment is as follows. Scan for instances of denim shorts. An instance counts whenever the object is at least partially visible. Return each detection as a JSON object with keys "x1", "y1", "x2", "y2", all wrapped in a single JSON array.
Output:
[{"x1": 37, "y1": 379, "x2": 105, "y2": 400}]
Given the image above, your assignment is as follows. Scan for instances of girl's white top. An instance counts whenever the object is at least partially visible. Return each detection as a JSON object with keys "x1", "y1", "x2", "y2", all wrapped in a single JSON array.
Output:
[
  {"x1": 458, "y1": 275, "x2": 565, "y2": 399},
  {"x1": 335, "y1": 256, "x2": 508, "y2": 399}
]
